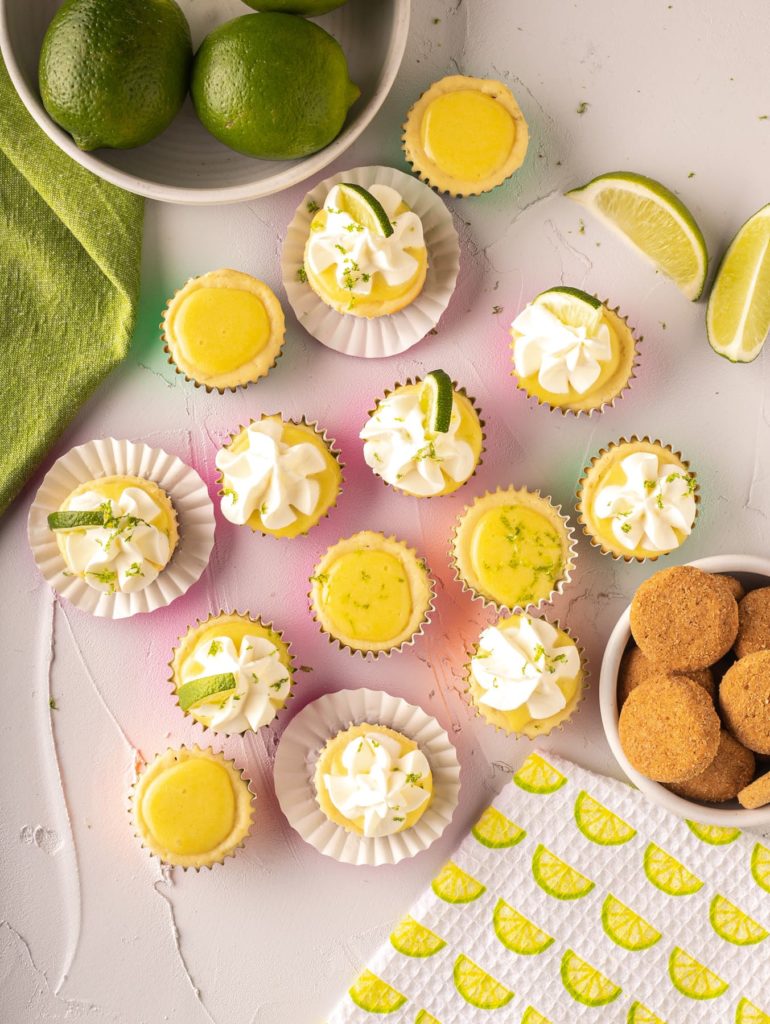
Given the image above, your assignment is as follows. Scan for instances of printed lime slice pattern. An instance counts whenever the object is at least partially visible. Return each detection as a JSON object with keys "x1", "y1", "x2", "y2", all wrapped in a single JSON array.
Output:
[
  {"x1": 643, "y1": 843, "x2": 703, "y2": 895},
  {"x1": 431, "y1": 861, "x2": 486, "y2": 903},
  {"x1": 521, "y1": 1009, "x2": 552, "y2": 1024},
  {"x1": 414, "y1": 1012, "x2": 441, "y2": 1024},
  {"x1": 736, "y1": 997, "x2": 770, "y2": 1023},
  {"x1": 390, "y1": 916, "x2": 447, "y2": 957},
  {"x1": 710, "y1": 895, "x2": 768, "y2": 946},
  {"x1": 514, "y1": 753, "x2": 567, "y2": 794},
  {"x1": 668, "y1": 947, "x2": 728, "y2": 1000},
  {"x1": 349, "y1": 969, "x2": 406, "y2": 1013},
  {"x1": 627, "y1": 1001, "x2": 668, "y2": 1023},
  {"x1": 472, "y1": 806, "x2": 527, "y2": 849},
  {"x1": 574, "y1": 791, "x2": 637, "y2": 845},
  {"x1": 493, "y1": 898, "x2": 554, "y2": 955},
  {"x1": 686, "y1": 820, "x2": 742, "y2": 845},
  {"x1": 751, "y1": 843, "x2": 770, "y2": 894},
  {"x1": 532, "y1": 844, "x2": 595, "y2": 900},
  {"x1": 601, "y1": 894, "x2": 662, "y2": 951},
  {"x1": 560, "y1": 949, "x2": 622, "y2": 1007},
  {"x1": 453, "y1": 954, "x2": 513, "y2": 1010}
]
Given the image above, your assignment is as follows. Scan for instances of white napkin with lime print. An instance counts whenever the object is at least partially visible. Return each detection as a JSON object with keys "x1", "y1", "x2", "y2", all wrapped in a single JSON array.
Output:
[{"x1": 330, "y1": 752, "x2": 770, "y2": 1024}]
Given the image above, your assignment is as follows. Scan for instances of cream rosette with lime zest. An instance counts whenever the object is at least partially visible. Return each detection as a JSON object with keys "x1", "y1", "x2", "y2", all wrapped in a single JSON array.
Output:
[{"x1": 511, "y1": 301, "x2": 612, "y2": 396}]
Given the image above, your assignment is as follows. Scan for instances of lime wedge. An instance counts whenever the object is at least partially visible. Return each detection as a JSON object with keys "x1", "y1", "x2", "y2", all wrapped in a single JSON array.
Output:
[
  {"x1": 389, "y1": 916, "x2": 446, "y2": 957},
  {"x1": 560, "y1": 949, "x2": 622, "y2": 1007},
  {"x1": 452, "y1": 954, "x2": 513, "y2": 1010},
  {"x1": 513, "y1": 752, "x2": 567, "y2": 794},
  {"x1": 643, "y1": 843, "x2": 703, "y2": 895},
  {"x1": 668, "y1": 947, "x2": 728, "y2": 1000},
  {"x1": 421, "y1": 369, "x2": 454, "y2": 434},
  {"x1": 601, "y1": 894, "x2": 661, "y2": 951},
  {"x1": 751, "y1": 844, "x2": 770, "y2": 893},
  {"x1": 177, "y1": 673, "x2": 237, "y2": 711},
  {"x1": 48, "y1": 510, "x2": 106, "y2": 531},
  {"x1": 348, "y1": 970, "x2": 406, "y2": 1013},
  {"x1": 471, "y1": 806, "x2": 526, "y2": 849},
  {"x1": 493, "y1": 898, "x2": 553, "y2": 955},
  {"x1": 686, "y1": 820, "x2": 741, "y2": 845},
  {"x1": 736, "y1": 997, "x2": 770, "y2": 1024},
  {"x1": 431, "y1": 861, "x2": 486, "y2": 903},
  {"x1": 532, "y1": 844, "x2": 594, "y2": 900},
  {"x1": 709, "y1": 894, "x2": 768, "y2": 946},
  {"x1": 567, "y1": 171, "x2": 708, "y2": 300},
  {"x1": 627, "y1": 1001, "x2": 667, "y2": 1023},
  {"x1": 574, "y1": 791, "x2": 637, "y2": 846},
  {"x1": 533, "y1": 286, "x2": 604, "y2": 333},
  {"x1": 707, "y1": 204, "x2": 770, "y2": 361},
  {"x1": 337, "y1": 183, "x2": 394, "y2": 237}
]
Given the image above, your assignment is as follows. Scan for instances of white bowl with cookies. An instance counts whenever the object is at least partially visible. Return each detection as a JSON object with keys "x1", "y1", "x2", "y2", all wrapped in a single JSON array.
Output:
[{"x1": 600, "y1": 554, "x2": 770, "y2": 828}]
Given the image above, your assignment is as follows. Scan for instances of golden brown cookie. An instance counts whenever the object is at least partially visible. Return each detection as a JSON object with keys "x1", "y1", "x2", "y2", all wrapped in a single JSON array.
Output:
[
  {"x1": 738, "y1": 769, "x2": 770, "y2": 809},
  {"x1": 735, "y1": 587, "x2": 770, "y2": 658},
  {"x1": 629, "y1": 565, "x2": 738, "y2": 671},
  {"x1": 618, "y1": 674, "x2": 721, "y2": 783},
  {"x1": 720, "y1": 651, "x2": 770, "y2": 754},
  {"x1": 718, "y1": 574, "x2": 746, "y2": 602},
  {"x1": 668, "y1": 730, "x2": 755, "y2": 803},
  {"x1": 618, "y1": 645, "x2": 715, "y2": 706}
]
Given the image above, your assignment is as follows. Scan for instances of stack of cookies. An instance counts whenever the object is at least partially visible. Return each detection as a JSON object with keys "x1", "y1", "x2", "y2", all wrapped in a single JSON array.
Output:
[{"x1": 617, "y1": 565, "x2": 770, "y2": 809}]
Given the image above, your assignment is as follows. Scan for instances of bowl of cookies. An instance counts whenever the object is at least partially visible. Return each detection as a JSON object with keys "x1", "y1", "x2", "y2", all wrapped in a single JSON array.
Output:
[{"x1": 600, "y1": 554, "x2": 770, "y2": 827}]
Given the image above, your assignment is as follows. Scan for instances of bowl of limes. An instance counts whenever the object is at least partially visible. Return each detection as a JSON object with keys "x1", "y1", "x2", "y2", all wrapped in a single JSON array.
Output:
[{"x1": 0, "y1": 0, "x2": 409, "y2": 204}]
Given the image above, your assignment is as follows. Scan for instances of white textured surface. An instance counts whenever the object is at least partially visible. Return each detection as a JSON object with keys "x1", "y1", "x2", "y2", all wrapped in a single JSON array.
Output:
[{"x1": 3, "y1": 1, "x2": 770, "y2": 1022}]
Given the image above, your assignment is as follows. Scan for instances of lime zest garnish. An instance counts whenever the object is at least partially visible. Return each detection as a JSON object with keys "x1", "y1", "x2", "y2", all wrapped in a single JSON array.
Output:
[{"x1": 177, "y1": 673, "x2": 237, "y2": 711}]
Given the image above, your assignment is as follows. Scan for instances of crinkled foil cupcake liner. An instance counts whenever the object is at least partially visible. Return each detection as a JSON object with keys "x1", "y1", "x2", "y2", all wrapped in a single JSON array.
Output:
[
  {"x1": 273, "y1": 688, "x2": 461, "y2": 866},
  {"x1": 462, "y1": 614, "x2": 588, "y2": 739},
  {"x1": 129, "y1": 745, "x2": 255, "y2": 872},
  {"x1": 168, "y1": 610, "x2": 297, "y2": 738},
  {"x1": 509, "y1": 295, "x2": 642, "y2": 417},
  {"x1": 215, "y1": 414, "x2": 344, "y2": 539},
  {"x1": 449, "y1": 485, "x2": 578, "y2": 614},
  {"x1": 308, "y1": 532, "x2": 436, "y2": 659},
  {"x1": 576, "y1": 435, "x2": 700, "y2": 563},
  {"x1": 27, "y1": 438, "x2": 215, "y2": 619},
  {"x1": 363, "y1": 376, "x2": 486, "y2": 499},
  {"x1": 281, "y1": 164, "x2": 460, "y2": 358}
]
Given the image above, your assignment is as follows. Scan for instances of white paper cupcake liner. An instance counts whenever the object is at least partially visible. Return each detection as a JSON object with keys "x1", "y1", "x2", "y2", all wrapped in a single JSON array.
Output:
[
  {"x1": 28, "y1": 438, "x2": 216, "y2": 619},
  {"x1": 281, "y1": 165, "x2": 460, "y2": 358},
  {"x1": 273, "y1": 688, "x2": 461, "y2": 866}
]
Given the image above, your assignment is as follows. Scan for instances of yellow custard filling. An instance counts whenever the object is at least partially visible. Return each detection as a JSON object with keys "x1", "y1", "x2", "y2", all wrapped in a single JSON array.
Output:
[
  {"x1": 421, "y1": 90, "x2": 516, "y2": 182},
  {"x1": 471, "y1": 506, "x2": 564, "y2": 608}
]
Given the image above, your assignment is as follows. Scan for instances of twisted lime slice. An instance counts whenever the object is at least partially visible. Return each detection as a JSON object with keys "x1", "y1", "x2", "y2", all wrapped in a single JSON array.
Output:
[
  {"x1": 177, "y1": 673, "x2": 237, "y2": 711},
  {"x1": 337, "y1": 183, "x2": 393, "y2": 237},
  {"x1": 643, "y1": 843, "x2": 703, "y2": 895},
  {"x1": 493, "y1": 898, "x2": 553, "y2": 955},
  {"x1": 48, "y1": 510, "x2": 106, "y2": 531},
  {"x1": 348, "y1": 970, "x2": 406, "y2": 1013},
  {"x1": 601, "y1": 894, "x2": 661, "y2": 951},
  {"x1": 574, "y1": 791, "x2": 637, "y2": 846},
  {"x1": 668, "y1": 947, "x2": 728, "y2": 1000},
  {"x1": 686, "y1": 820, "x2": 741, "y2": 845},
  {"x1": 422, "y1": 369, "x2": 454, "y2": 433},
  {"x1": 471, "y1": 806, "x2": 526, "y2": 849},
  {"x1": 513, "y1": 753, "x2": 567, "y2": 794},
  {"x1": 560, "y1": 949, "x2": 622, "y2": 1007},
  {"x1": 710, "y1": 894, "x2": 768, "y2": 946},
  {"x1": 532, "y1": 844, "x2": 594, "y2": 900},
  {"x1": 431, "y1": 861, "x2": 486, "y2": 903},
  {"x1": 390, "y1": 916, "x2": 446, "y2": 957},
  {"x1": 453, "y1": 954, "x2": 513, "y2": 1009}
]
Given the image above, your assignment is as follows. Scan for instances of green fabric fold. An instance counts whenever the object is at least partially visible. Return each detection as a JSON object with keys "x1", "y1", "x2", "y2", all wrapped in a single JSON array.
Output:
[{"x1": 0, "y1": 55, "x2": 144, "y2": 515}]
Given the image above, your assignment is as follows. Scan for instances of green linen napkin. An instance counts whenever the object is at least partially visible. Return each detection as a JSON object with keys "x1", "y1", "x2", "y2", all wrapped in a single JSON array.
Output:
[{"x1": 0, "y1": 56, "x2": 144, "y2": 515}]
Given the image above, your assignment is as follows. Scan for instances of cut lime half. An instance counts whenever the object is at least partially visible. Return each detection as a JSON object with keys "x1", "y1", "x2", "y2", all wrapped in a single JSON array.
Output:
[
  {"x1": 177, "y1": 673, "x2": 237, "y2": 711},
  {"x1": 348, "y1": 970, "x2": 406, "y2": 1013},
  {"x1": 707, "y1": 204, "x2": 770, "y2": 361},
  {"x1": 668, "y1": 947, "x2": 728, "y2": 1000},
  {"x1": 422, "y1": 369, "x2": 454, "y2": 433},
  {"x1": 48, "y1": 510, "x2": 106, "y2": 531},
  {"x1": 337, "y1": 183, "x2": 394, "y2": 237},
  {"x1": 560, "y1": 949, "x2": 622, "y2": 1007},
  {"x1": 567, "y1": 171, "x2": 708, "y2": 300}
]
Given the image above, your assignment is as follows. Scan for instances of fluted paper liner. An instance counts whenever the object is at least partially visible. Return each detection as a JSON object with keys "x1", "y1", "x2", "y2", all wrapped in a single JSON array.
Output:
[
  {"x1": 509, "y1": 294, "x2": 642, "y2": 417},
  {"x1": 576, "y1": 435, "x2": 700, "y2": 563},
  {"x1": 363, "y1": 376, "x2": 486, "y2": 498},
  {"x1": 168, "y1": 610, "x2": 297, "y2": 737},
  {"x1": 463, "y1": 613, "x2": 588, "y2": 738},
  {"x1": 450, "y1": 486, "x2": 578, "y2": 613},
  {"x1": 273, "y1": 688, "x2": 461, "y2": 866},
  {"x1": 281, "y1": 165, "x2": 460, "y2": 358},
  {"x1": 28, "y1": 438, "x2": 215, "y2": 619}
]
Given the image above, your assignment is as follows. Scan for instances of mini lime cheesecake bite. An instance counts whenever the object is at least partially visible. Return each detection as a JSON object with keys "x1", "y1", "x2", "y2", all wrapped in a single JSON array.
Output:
[
  {"x1": 402, "y1": 74, "x2": 529, "y2": 197},
  {"x1": 170, "y1": 613, "x2": 294, "y2": 734},
  {"x1": 467, "y1": 614, "x2": 584, "y2": 737},
  {"x1": 131, "y1": 746, "x2": 253, "y2": 869},
  {"x1": 215, "y1": 414, "x2": 342, "y2": 538},
  {"x1": 577, "y1": 438, "x2": 698, "y2": 560},
  {"x1": 451, "y1": 487, "x2": 575, "y2": 611},
  {"x1": 314, "y1": 724, "x2": 433, "y2": 837},
  {"x1": 162, "y1": 268, "x2": 285, "y2": 391},
  {"x1": 510, "y1": 286, "x2": 638, "y2": 414},
  {"x1": 309, "y1": 531, "x2": 433, "y2": 655},
  {"x1": 48, "y1": 474, "x2": 178, "y2": 595},
  {"x1": 360, "y1": 370, "x2": 484, "y2": 497},
  {"x1": 303, "y1": 181, "x2": 427, "y2": 318}
]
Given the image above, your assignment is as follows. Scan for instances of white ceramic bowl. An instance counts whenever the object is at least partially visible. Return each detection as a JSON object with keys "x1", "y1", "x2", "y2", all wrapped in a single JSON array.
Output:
[
  {"x1": 0, "y1": 0, "x2": 409, "y2": 205},
  {"x1": 600, "y1": 554, "x2": 770, "y2": 829}
]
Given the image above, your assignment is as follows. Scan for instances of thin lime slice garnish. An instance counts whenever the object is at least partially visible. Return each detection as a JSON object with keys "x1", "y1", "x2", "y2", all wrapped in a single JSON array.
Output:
[
  {"x1": 177, "y1": 673, "x2": 237, "y2": 711},
  {"x1": 533, "y1": 286, "x2": 604, "y2": 334},
  {"x1": 706, "y1": 203, "x2": 770, "y2": 362},
  {"x1": 337, "y1": 182, "x2": 394, "y2": 237},
  {"x1": 48, "y1": 510, "x2": 106, "y2": 531},
  {"x1": 567, "y1": 171, "x2": 708, "y2": 300},
  {"x1": 423, "y1": 369, "x2": 454, "y2": 433}
]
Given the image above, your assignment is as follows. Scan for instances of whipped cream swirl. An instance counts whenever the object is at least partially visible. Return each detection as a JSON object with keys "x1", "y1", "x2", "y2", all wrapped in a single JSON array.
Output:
[
  {"x1": 59, "y1": 487, "x2": 171, "y2": 594},
  {"x1": 305, "y1": 184, "x2": 424, "y2": 299},
  {"x1": 511, "y1": 302, "x2": 612, "y2": 395},
  {"x1": 181, "y1": 633, "x2": 290, "y2": 734},
  {"x1": 360, "y1": 388, "x2": 474, "y2": 496},
  {"x1": 471, "y1": 616, "x2": 580, "y2": 719},
  {"x1": 323, "y1": 730, "x2": 431, "y2": 838},
  {"x1": 593, "y1": 451, "x2": 697, "y2": 553},
  {"x1": 216, "y1": 419, "x2": 326, "y2": 529}
]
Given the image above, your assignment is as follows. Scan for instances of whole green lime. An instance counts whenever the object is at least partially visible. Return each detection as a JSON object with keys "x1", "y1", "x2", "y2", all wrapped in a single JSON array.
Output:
[
  {"x1": 241, "y1": 0, "x2": 348, "y2": 13},
  {"x1": 191, "y1": 13, "x2": 360, "y2": 160},
  {"x1": 39, "y1": 0, "x2": 192, "y2": 151}
]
